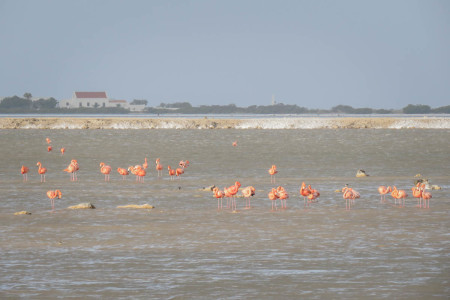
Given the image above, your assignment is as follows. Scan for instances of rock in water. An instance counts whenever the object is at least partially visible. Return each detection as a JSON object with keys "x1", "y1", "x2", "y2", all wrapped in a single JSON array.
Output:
[
  {"x1": 356, "y1": 169, "x2": 369, "y2": 177},
  {"x1": 68, "y1": 203, "x2": 96, "y2": 209},
  {"x1": 117, "y1": 204, "x2": 154, "y2": 209},
  {"x1": 14, "y1": 211, "x2": 31, "y2": 215}
]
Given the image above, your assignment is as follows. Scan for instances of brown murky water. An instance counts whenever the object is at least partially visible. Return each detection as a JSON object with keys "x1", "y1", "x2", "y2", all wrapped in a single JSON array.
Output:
[{"x1": 1, "y1": 129, "x2": 449, "y2": 299}]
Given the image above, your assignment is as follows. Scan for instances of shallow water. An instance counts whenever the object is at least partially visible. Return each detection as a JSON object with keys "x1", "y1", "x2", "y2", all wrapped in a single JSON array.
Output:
[{"x1": 0, "y1": 129, "x2": 449, "y2": 299}]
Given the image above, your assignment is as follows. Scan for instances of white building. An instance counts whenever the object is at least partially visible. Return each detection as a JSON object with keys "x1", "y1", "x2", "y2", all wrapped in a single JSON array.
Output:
[{"x1": 61, "y1": 92, "x2": 145, "y2": 111}]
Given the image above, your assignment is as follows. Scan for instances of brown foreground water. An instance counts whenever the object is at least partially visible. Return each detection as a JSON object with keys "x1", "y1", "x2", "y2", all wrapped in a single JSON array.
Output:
[{"x1": 0, "y1": 127, "x2": 449, "y2": 299}]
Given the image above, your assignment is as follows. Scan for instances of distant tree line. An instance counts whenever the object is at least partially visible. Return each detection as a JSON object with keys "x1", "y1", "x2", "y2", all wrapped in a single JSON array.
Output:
[
  {"x1": 149, "y1": 102, "x2": 450, "y2": 114},
  {"x1": 1, "y1": 96, "x2": 449, "y2": 114}
]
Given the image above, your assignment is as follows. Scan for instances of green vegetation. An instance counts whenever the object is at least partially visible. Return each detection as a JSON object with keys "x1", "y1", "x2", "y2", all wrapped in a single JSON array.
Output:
[{"x1": 1, "y1": 95, "x2": 449, "y2": 114}]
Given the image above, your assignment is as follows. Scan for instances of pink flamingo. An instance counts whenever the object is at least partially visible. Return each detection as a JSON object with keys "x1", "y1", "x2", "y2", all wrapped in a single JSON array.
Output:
[
  {"x1": 47, "y1": 189, "x2": 61, "y2": 211},
  {"x1": 143, "y1": 157, "x2": 148, "y2": 170},
  {"x1": 241, "y1": 186, "x2": 255, "y2": 208},
  {"x1": 99, "y1": 162, "x2": 111, "y2": 181},
  {"x1": 268, "y1": 165, "x2": 278, "y2": 183},
  {"x1": 155, "y1": 158, "x2": 163, "y2": 177},
  {"x1": 167, "y1": 166, "x2": 176, "y2": 180},
  {"x1": 64, "y1": 159, "x2": 79, "y2": 181},
  {"x1": 378, "y1": 186, "x2": 391, "y2": 203},
  {"x1": 21, "y1": 165, "x2": 29, "y2": 182},
  {"x1": 60, "y1": 147, "x2": 65, "y2": 156},
  {"x1": 422, "y1": 190, "x2": 432, "y2": 209},
  {"x1": 36, "y1": 161, "x2": 47, "y2": 182},
  {"x1": 277, "y1": 186, "x2": 288, "y2": 209},
  {"x1": 411, "y1": 183, "x2": 424, "y2": 208},
  {"x1": 300, "y1": 182, "x2": 311, "y2": 207},
  {"x1": 117, "y1": 167, "x2": 129, "y2": 180},
  {"x1": 213, "y1": 187, "x2": 225, "y2": 210},
  {"x1": 225, "y1": 181, "x2": 240, "y2": 211},
  {"x1": 342, "y1": 187, "x2": 359, "y2": 210},
  {"x1": 268, "y1": 188, "x2": 279, "y2": 211}
]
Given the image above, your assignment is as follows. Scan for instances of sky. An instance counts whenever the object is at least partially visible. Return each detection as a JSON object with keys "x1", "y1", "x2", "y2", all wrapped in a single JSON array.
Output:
[{"x1": 0, "y1": 0, "x2": 449, "y2": 109}]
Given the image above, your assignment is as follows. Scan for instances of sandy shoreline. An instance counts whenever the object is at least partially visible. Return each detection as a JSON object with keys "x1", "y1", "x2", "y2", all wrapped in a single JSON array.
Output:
[{"x1": 0, "y1": 116, "x2": 449, "y2": 129}]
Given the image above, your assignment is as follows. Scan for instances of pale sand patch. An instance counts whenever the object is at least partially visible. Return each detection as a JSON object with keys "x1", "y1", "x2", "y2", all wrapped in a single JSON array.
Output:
[{"x1": 0, "y1": 117, "x2": 448, "y2": 129}]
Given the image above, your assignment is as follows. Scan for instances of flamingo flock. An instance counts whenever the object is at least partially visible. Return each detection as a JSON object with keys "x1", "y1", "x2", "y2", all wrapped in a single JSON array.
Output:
[{"x1": 20, "y1": 137, "x2": 438, "y2": 212}]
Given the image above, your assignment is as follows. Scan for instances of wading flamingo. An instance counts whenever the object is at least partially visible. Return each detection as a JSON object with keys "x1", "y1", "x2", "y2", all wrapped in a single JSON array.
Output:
[
  {"x1": 117, "y1": 167, "x2": 129, "y2": 180},
  {"x1": 378, "y1": 186, "x2": 391, "y2": 203},
  {"x1": 21, "y1": 165, "x2": 29, "y2": 182},
  {"x1": 268, "y1": 165, "x2": 278, "y2": 183},
  {"x1": 46, "y1": 137, "x2": 51, "y2": 144},
  {"x1": 268, "y1": 188, "x2": 279, "y2": 211},
  {"x1": 422, "y1": 190, "x2": 432, "y2": 209},
  {"x1": 47, "y1": 189, "x2": 61, "y2": 211},
  {"x1": 396, "y1": 188, "x2": 408, "y2": 207},
  {"x1": 241, "y1": 186, "x2": 255, "y2": 208},
  {"x1": 36, "y1": 161, "x2": 47, "y2": 182},
  {"x1": 155, "y1": 158, "x2": 163, "y2": 177},
  {"x1": 300, "y1": 182, "x2": 311, "y2": 207},
  {"x1": 167, "y1": 166, "x2": 176, "y2": 180},
  {"x1": 47, "y1": 145, "x2": 52, "y2": 152},
  {"x1": 225, "y1": 181, "x2": 241, "y2": 211},
  {"x1": 307, "y1": 186, "x2": 320, "y2": 205},
  {"x1": 232, "y1": 141, "x2": 237, "y2": 147},
  {"x1": 277, "y1": 186, "x2": 288, "y2": 209},
  {"x1": 143, "y1": 157, "x2": 148, "y2": 170},
  {"x1": 342, "y1": 187, "x2": 359, "y2": 210},
  {"x1": 64, "y1": 159, "x2": 79, "y2": 181},
  {"x1": 60, "y1": 147, "x2": 65, "y2": 156},
  {"x1": 175, "y1": 167, "x2": 184, "y2": 179},
  {"x1": 136, "y1": 167, "x2": 146, "y2": 183},
  {"x1": 99, "y1": 162, "x2": 112, "y2": 181},
  {"x1": 213, "y1": 187, "x2": 225, "y2": 210},
  {"x1": 391, "y1": 186, "x2": 407, "y2": 207},
  {"x1": 411, "y1": 183, "x2": 424, "y2": 208}
]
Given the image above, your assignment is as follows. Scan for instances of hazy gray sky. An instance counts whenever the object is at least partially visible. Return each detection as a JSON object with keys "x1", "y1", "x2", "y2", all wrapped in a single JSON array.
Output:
[{"x1": 0, "y1": 0, "x2": 449, "y2": 109}]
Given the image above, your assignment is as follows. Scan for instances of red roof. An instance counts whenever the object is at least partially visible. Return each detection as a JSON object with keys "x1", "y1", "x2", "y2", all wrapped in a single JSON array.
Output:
[{"x1": 75, "y1": 92, "x2": 107, "y2": 99}]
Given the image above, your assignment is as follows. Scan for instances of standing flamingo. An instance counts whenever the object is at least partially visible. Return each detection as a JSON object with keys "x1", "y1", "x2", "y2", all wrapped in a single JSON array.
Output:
[
  {"x1": 307, "y1": 186, "x2": 320, "y2": 205},
  {"x1": 47, "y1": 145, "x2": 52, "y2": 152},
  {"x1": 167, "y1": 166, "x2": 176, "y2": 180},
  {"x1": 300, "y1": 182, "x2": 311, "y2": 207},
  {"x1": 411, "y1": 183, "x2": 424, "y2": 208},
  {"x1": 342, "y1": 187, "x2": 359, "y2": 210},
  {"x1": 47, "y1": 189, "x2": 61, "y2": 211},
  {"x1": 64, "y1": 159, "x2": 79, "y2": 181},
  {"x1": 232, "y1": 141, "x2": 237, "y2": 147},
  {"x1": 117, "y1": 167, "x2": 129, "y2": 180},
  {"x1": 175, "y1": 167, "x2": 184, "y2": 179},
  {"x1": 213, "y1": 187, "x2": 225, "y2": 210},
  {"x1": 268, "y1": 188, "x2": 279, "y2": 211},
  {"x1": 396, "y1": 188, "x2": 408, "y2": 208},
  {"x1": 241, "y1": 186, "x2": 255, "y2": 208},
  {"x1": 36, "y1": 161, "x2": 47, "y2": 182},
  {"x1": 378, "y1": 186, "x2": 391, "y2": 203},
  {"x1": 422, "y1": 190, "x2": 432, "y2": 208},
  {"x1": 46, "y1": 137, "x2": 52, "y2": 144},
  {"x1": 99, "y1": 162, "x2": 112, "y2": 181},
  {"x1": 21, "y1": 165, "x2": 29, "y2": 182},
  {"x1": 143, "y1": 157, "x2": 148, "y2": 170},
  {"x1": 277, "y1": 186, "x2": 289, "y2": 209},
  {"x1": 225, "y1": 181, "x2": 241, "y2": 211},
  {"x1": 60, "y1": 147, "x2": 65, "y2": 156},
  {"x1": 155, "y1": 158, "x2": 163, "y2": 177},
  {"x1": 268, "y1": 165, "x2": 278, "y2": 183}
]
